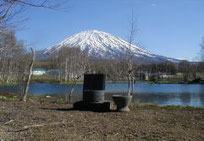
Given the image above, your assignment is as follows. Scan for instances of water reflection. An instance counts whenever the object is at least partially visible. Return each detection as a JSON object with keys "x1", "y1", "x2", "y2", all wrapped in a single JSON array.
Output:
[
  {"x1": 179, "y1": 93, "x2": 191, "y2": 106},
  {"x1": 0, "y1": 82, "x2": 204, "y2": 107},
  {"x1": 199, "y1": 85, "x2": 204, "y2": 106}
]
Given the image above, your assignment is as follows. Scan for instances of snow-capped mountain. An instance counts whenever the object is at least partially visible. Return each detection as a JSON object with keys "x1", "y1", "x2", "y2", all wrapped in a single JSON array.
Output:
[{"x1": 39, "y1": 30, "x2": 179, "y2": 63}]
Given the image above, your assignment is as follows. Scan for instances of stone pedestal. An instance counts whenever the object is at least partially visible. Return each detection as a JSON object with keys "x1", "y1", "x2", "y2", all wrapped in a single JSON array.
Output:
[
  {"x1": 83, "y1": 90, "x2": 104, "y2": 103},
  {"x1": 73, "y1": 74, "x2": 109, "y2": 112},
  {"x1": 112, "y1": 95, "x2": 132, "y2": 112}
]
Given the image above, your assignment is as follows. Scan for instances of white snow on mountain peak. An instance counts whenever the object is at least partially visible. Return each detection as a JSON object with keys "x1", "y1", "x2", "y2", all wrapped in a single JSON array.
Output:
[
  {"x1": 41, "y1": 30, "x2": 179, "y2": 63},
  {"x1": 43, "y1": 30, "x2": 153, "y2": 58}
]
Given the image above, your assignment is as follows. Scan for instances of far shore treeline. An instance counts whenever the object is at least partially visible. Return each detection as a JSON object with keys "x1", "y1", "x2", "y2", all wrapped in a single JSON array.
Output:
[{"x1": 1, "y1": 31, "x2": 204, "y2": 85}]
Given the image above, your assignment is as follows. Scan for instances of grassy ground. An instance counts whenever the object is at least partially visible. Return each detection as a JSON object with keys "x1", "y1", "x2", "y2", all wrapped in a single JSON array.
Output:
[
  {"x1": 148, "y1": 78, "x2": 184, "y2": 84},
  {"x1": 0, "y1": 75, "x2": 194, "y2": 85},
  {"x1": 31, "y1": 76, "x2": 131, "y2": 85},
  {"x1": 31, "y1": 75, "x2": 60, "y2": 84},
  {"x1": 32, "y1": 75, "x2": 84, "y2": 84},
  {"x1": 0, "y1": 94, "x2": 204, "y2": 141},
  {"x1": 149, "y1": 78, "x2": 204, "y2": 84}
]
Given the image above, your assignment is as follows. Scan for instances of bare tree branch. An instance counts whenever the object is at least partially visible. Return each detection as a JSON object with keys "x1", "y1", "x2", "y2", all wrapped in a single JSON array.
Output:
[
  {"x1": 126, "y1": 12, "x2": 137, "y2": 95},
  {"x1": 0, "y1": 0, "x2": 68, "y2": 31},
  {"x1": 0, "y1": 1, "x2": 15, "y2": 23}
]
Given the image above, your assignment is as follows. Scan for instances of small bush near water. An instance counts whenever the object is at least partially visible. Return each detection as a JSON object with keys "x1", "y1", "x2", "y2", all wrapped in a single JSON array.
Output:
[
  {"x1": 0, "y1": 95, "x2": 18, "y2": 101},
  {"x1": 55, "y1": 98, "x2": 64, "y2": 104}
]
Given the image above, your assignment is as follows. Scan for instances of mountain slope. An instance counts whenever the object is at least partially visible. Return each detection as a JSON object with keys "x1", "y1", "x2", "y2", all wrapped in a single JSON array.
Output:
[{"x1": 39, "y1": 30, "x2": 179, "y2": 63}]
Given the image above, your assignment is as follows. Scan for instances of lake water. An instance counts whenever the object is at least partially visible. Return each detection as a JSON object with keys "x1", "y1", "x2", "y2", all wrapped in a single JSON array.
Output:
[{"x1": 0, "y1": 82, "x2": 204, "y2": 107}]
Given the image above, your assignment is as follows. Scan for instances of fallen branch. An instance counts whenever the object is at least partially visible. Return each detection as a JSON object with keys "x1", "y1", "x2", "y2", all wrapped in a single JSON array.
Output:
[
  {"x1": 4, "y1": 120, "x2": 15, "y2": 125},
  {"x1": 7, "y1": 122, "x2": 66, "y2": 132}
]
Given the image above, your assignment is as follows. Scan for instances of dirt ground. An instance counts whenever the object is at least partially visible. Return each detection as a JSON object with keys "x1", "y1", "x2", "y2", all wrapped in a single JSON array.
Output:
[{"x1": 0, "y1": 99, "x2": 204, "y2": 141}]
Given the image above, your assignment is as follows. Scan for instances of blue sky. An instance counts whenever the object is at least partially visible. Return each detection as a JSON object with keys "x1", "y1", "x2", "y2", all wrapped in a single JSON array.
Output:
[{"x1": 16, "y1": 0, "x2": 204, "y2": 61}]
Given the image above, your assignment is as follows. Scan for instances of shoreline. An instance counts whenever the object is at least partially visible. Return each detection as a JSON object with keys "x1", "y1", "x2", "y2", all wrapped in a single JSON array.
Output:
[
  {"x1": 0, "y1": 93, "x2": 204, "y2": 109},
  {"x1": 1, "y1": 79, "x2": 204, "y2": 85}
]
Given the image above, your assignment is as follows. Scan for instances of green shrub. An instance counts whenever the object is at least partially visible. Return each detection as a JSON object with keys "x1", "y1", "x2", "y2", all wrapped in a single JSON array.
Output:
[
  {"x1": 163, "y1": 105, "x2": 183, "y2": 110},
  {"x1": 28, "y1": 95, "x2": 35, "y2": 102},
  {"x1": 39, "y1": 98, "x2": 45, "y2": 104},
  {"x1": 0, "y1": 95, "x2": 18, "y2": 101},
  {"x1": 132, "y1": 101, "x2": 159, "y2": 108},
  {"x1": 56, "y1": 98, "x2": 64, "y2": 104}
]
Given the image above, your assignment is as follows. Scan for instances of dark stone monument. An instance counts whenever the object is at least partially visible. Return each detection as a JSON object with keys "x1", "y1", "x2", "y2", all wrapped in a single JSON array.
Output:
[
  {"x1": 83, "y1": 74, "x2": 105, "y2": 91},
  {"x1": 73, "y1": 74, "x2": 111, "y2": 112},
  {"x1": 83, "y1": 74, "x2": 105, "y2": 103}
]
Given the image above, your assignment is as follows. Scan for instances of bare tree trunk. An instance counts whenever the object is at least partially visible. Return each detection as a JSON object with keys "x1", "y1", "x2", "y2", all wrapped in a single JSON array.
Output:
[
  {"x1": 22, "y1": 48, "x2": 35, "y2": 102},
  {"x1": 68, "y1": 81, "x2": 77, "y2": 103},
  {"x1": 68, "y1": 58, "x2": 73, "y2": 81},
  {"x1": 126, "y1": 12, "x2": 136, "y2": 96},
  {"x1": 65, "y1": 57, "x2": 68, "y2": 81},
  {"x1": 131, "y1": 76, "x2": 134, "y2": 94},
  {"x1": 6, "y1": 59, "x2": 12, "y2": 83},
  {"x1": 127, "y1": 75, "x2": 131, "y2": 95}
]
